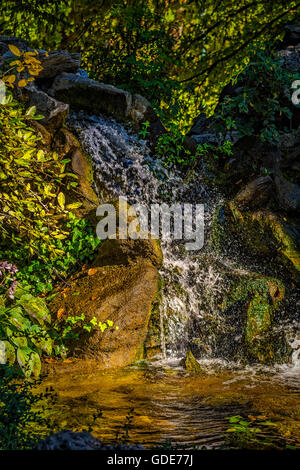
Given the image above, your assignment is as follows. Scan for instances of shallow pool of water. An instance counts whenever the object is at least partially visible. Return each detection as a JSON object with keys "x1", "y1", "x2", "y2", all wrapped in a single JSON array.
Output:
[{"x1": 40, "y1": 359, "x2": 300, "y2": 449}]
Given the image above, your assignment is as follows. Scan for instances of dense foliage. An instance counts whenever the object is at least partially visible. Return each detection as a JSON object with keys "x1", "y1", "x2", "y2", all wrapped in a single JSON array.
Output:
[
  {"x1": 1, "y1": 1, "x2": 300, "y2": 129},
  {"x1": 214, "y1": 45, "x2": 299, "y2": 142}
]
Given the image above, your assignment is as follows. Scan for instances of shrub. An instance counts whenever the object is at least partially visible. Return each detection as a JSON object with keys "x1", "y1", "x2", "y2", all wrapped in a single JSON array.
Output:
[{"x1": 214, "y1": 45, "x2": 299, "y2": 143}]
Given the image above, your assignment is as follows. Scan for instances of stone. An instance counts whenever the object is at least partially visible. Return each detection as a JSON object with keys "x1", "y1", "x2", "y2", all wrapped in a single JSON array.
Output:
[
  {"x1": 186, "y1": 113, "x2": 220, "y2": 145},
  {"x1": 93, "y1": 238, "x2": 163, "y2": 269},
  {"x1": 38, "y1": 50, "x2": 81, "y2": 78},
  {"x1": 52, "y1": 127, "x2": 80, "y2": 157},
  {"x1": 51, "y1": 128, "x2": 99, "y2": 215},
  {"x1": 234, "y1": 176, "x2": 273, "y2": 210},
  {"x1": 246, "y1": 293, "x2": 272, "y2": 343},
  {"x1": 50, "y1": 260, "x2": 159, "y2": 368},
  {"x1": 275, "y1": 175, "x2": 300, "y2": 212},
  {"x1": 228, "y1": 202, "x2": 300, "y2": 280},
  {"x1": 192, "y1": 253, "x2": 288, "y2": 364},
  {"x1": 35, "y1": 431, "x2": 144, "y2": 450},
  {"x1": 185, "y1": 350, "x2": 206, "y2": 374},
  {"x1": 50, "y1": 73, "x2": 164, "y2": 143},
  {"x1": 278, "y1": 44, "x2": 300, "y2": 72},
  {"x1": 26, "y1": 120, "x2": 52, "y2": 150},
  {"x1": 22, "y1": 84, "x2": 69, "y2": 132},
  {"x1": 51, "y1": 72, "x2": 132, "y2": 121}
]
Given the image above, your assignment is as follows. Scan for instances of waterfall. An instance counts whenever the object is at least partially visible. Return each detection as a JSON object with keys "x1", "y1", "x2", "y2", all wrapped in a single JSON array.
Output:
[{"x1": 67, "y1": 111, "x2": 300, "y2": 369}]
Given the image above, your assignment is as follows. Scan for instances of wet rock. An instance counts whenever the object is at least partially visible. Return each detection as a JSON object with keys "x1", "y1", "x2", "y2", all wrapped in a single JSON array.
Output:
[
  {"x1": 38, "y1": 50, "x2": 81, "y2": 79},
  {"x1": 51, "y1": 72, "x2": 132, "y2": 121},
  {"x1": 234, "y1": 176, "x2": 273, "y2": 210},
  {"x1": 275, "y1": 175, "x2": 300, "y2": 212},
  {"x1": 36, "y1": 431, "x2": 144, "y2": 450},
  {"x1": 228, "y1": 202, "x2": 300, "y2": 280},
  {"x1": 185, "y1": 350, "x2": 206, "y2": 374},
  {"x1": 22, "y1": 84, "x2": 69, "y2": 132},
  {"x1": 246, "y1": 294, "x2": 272, "y2": 341},
  {"x1": 193, "y1": 252, "x2": 288, "y2": 364}
]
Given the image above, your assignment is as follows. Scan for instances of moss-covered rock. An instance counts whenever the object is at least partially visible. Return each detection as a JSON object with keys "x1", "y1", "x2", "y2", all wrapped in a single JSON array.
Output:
[
  {"x1": 185, "y1": 350, "x2": 207, "y2": 375},
  {"x1": 191, "y1": 254, "x2": 288, "y2": 364}
]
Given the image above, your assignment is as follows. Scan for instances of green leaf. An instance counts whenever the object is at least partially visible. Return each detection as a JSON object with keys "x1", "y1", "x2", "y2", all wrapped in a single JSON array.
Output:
[
  {"x1": 17, "y1": 346, "x2": 31, "y2": 369},
  {"x1": 11, "y1": 336, "x2": 28, "y2": 348},
  {"x1": 17, "y1": 294, "x2": 51, "y2": 324},
  {"x1": 28, "y1": 352, "x2": 41, "y2": 378},
  {"x1": 25, "y1": 106, "x2": 37, "y2": 117}
]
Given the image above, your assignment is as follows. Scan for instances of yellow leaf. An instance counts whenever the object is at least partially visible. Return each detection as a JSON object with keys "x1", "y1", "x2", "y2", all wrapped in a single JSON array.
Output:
[
  {"x1": 57, "y1": 308, "x2": 65, "y2": 320},
  {"x1": 8, "y1": 44, "x2": 21, "y2": 56},
  {"x1": 18, "y1": 79, "x2": 27, "y2": 87},
  {"x1": 88, "y1": 268, "x2": 98, "y2": 276},
  {"x1": 24, "y1": 51, "x2": 36, "y2": 58},
  {"x1": 66, "y1": 202, "x2": 83, "y2": 210},
  {"x1": 5, "y1": 75, "x2": 16, "y2": 84},
  {"x1": 57, "y1": 192, "x2": 65, "y2": 210}
]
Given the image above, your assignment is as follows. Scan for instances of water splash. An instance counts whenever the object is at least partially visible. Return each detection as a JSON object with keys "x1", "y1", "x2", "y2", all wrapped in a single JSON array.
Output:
[{"x1": 68, "y1": 112, "x2": 300, "y2": 374}]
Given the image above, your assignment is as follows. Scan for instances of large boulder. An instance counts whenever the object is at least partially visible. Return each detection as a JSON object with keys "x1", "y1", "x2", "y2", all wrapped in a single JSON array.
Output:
[
  {"x1": 51, "y1": 72, "x2": 133, "y2": 121},
  {"x1": 50, "y1": 73, "x2": 164, "y2": 144},
  {"x1": 93, "y1": 238, "x2": 163, "y2": 268},
  {"x1": 50, "y1": 239, "x2": 162, "y2": 368},
  {"x1": 228, "y1": 201, "x2": 300, "y2": 281},
  {"x1": 234, "y1": 176, "x2": 273, "y2": 210}
]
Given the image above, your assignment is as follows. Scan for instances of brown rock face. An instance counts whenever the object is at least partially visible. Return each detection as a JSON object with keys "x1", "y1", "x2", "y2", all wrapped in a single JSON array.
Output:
[
  {"x1": 50, "y1": 237, "x2": 162, "y2": 368},
  {"x1": 93, "y1": 238, "x2": 163, "y2": 268},
  {"x1": 50, "y1": 260, "x2": 159, "y2": 368}
]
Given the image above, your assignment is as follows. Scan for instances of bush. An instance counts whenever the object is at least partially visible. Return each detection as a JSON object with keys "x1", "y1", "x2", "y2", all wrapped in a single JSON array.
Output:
[
  {"x1": 0, "y1": 365, "x2": 54, "y2": 449},
  {"x1": 214, "y1": 45, "x2": 299, "y2": 143}
]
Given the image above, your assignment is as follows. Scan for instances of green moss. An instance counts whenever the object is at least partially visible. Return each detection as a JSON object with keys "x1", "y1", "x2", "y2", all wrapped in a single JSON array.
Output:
[
  {"x1": 185, "y1": 350, "x2": 206, "y2": 375},
  {"x1": 246, "y1": 293, "x2": 272, "y2": 342}
]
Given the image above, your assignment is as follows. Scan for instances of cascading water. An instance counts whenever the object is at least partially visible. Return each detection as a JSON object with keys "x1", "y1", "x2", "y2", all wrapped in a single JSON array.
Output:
[
  {"x1": 38, "y1": 111, "x2": 300, "y2": 449},
  {"x1": 67, "y1": 111, "x2": 300, "y2": 373}
]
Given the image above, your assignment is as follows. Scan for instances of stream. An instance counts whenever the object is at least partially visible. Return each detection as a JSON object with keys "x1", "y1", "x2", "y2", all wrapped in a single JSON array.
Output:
[{"x1": 39, "y1": 112, "x2": 300, "y2": 449}]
